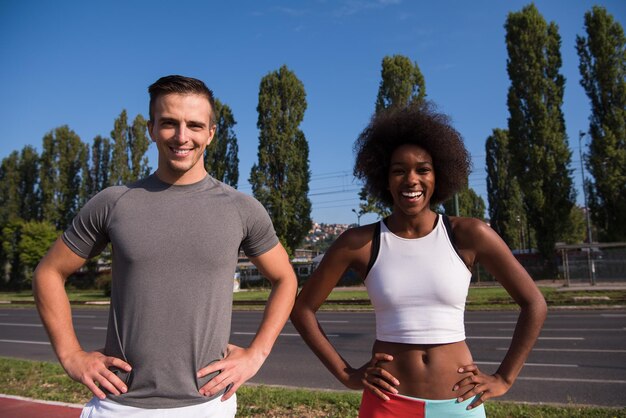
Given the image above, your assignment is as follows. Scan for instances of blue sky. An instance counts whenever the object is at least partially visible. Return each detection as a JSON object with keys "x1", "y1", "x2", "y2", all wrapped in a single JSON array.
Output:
[{"x1": 1, "y1": 0, "x2": 624, "y2": 225}]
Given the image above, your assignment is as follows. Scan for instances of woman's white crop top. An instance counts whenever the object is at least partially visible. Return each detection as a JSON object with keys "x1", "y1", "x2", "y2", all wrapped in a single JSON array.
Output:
[{"x1": 364, "y1": 214, "x2": 472, "y2": 344}]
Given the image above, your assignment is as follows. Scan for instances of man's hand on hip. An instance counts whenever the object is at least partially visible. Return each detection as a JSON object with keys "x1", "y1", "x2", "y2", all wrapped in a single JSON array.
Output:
[
  {"x1": 197, "y1": 344, "x2": 266, "y2": 401},
  {"x1": 62, "y1": 350, "x2": 132, "y2": 399}
]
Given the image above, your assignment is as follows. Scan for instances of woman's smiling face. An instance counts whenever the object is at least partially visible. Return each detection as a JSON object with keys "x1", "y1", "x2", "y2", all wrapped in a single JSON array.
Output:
[{"x1": 388, "y1": 144, "x2": 435, "y2": 216}]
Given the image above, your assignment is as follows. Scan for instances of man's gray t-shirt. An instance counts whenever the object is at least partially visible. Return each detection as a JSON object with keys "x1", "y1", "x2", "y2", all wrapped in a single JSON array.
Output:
[{"x1": 62, "y1": 174, "x2": 278, "y2": 408}]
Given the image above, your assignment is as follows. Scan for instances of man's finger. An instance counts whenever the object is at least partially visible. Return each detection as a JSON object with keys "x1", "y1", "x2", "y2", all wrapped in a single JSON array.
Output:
[
  {"x1": 84, "y1": 379, "x2": 106, "y2": 400},
  {"x1": 106, "y1": 357, "x2": 132, "y2": 372}
]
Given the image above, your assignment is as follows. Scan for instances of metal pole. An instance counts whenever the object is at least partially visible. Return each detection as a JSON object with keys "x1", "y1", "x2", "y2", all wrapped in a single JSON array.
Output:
[
  {"x1": 351, "y1": 209, "x2": 361, "y2": 227},
  {"x1": 579, "y1": 131, "x2": 596, "y2": 285}
]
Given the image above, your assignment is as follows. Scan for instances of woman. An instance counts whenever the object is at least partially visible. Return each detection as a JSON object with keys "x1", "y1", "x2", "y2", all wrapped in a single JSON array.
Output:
[{"x1": 290, "y1": 104, "x2": 547, "y2": 417}]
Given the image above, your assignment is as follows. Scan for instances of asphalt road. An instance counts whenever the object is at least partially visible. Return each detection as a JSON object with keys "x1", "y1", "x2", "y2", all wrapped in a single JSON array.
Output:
[{"x1": 1, "y1": 307, "x2": 624, "y2": 407}]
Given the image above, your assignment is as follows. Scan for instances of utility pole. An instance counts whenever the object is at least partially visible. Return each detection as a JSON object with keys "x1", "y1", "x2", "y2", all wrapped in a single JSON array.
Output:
[{"x1": 579, "y1": 131, "x2": 596, "y2": 285}]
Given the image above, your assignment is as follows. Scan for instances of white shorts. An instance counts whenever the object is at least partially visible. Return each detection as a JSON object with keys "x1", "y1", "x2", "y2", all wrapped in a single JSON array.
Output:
[{"x1": 80, "y1": 394, "x2": 237, "y2": 418}]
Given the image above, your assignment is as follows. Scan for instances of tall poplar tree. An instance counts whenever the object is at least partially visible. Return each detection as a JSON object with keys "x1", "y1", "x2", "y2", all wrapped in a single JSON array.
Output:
[
  {"x1": 87, "y1": 135, "x2": 112, "y2": 197},
  {"x1": 109, "y1": 110, "x2": 130, "y2": 185},
  {"x1": 576, "y1": 6, "x2": 626, "y2": 241},
  {"x1": 205, "y1": 99, "x2": 239, "y2": 187},
  {"x1": 110, "y1": 110, "x2": 151, "y2": 185},
  {"x1": 360, "y1": 55, "x2": 427, "y2": 217},
  {"x1": 17, "y1": 146, "x2": 40, "y2": 221},
  {"x1": 250, "y1": 65, "x2": 311, "y2": 255},
  {"x1": 0, "y1": 152, "x2": 20, "y2": 223},
  {"x1": 375, "y1": 54, "x2": 426, "y2": 112},
  {"x1": 39, "y1": 126, "x2": 88, "y2": 229},
  {"x1": 485, "y1": 129, "x2": 526, "y2": 249},
  {"x1": 130, "y1": 114, "x2": 151, "y2": 181},
  {"x1": 505, "y1": 4, "x2": 575, "y2": 263}
]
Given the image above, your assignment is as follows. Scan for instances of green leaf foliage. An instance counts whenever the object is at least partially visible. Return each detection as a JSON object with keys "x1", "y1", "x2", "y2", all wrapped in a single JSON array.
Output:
[
  {"x1": 250, "y1": 65, "x2": 312, "y2": 255},
  {"x1": 109, "y1": 110, "x2": 130, "y2": 185},
  {"x1": 485, "y1": 129, "x2": 526, "y2": 249},
  {"x1": 0, "y1": 151, "x2": 21, "y2": 224},
  {"x1": 39, "y1": 126, "x2": 89, "y2": 230},
  {"x1": 443, "y1": 186, "x2": 486, "y2": 220},
  {"x1": 86, "y1": 135, "x2": 112, "y2": 198},
  {"x1": 360, "y1": 54, "x2": 427, "y2": 217},
  {"x1": 110, "y1": 110, "x2": 151, "y2": 186},
  {"x1": 375, "y1": 54, "x2": 426, "y2": 113},
  {"x1": 205, "y1": 99, "x2": 239, "y2": 187},
  {"x1": 505, "y1": 4, "x2": 576, "y2": 264},
  {"x1": 576, "y1": 5, "x2": 626, "y2": 241},
  {"x1": 17, "y1": 220, "x2": 59, "y2": 284}
]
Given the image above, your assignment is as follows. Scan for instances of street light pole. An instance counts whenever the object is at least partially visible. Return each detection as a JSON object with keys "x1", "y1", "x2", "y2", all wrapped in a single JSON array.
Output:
[
  {"x1": 351, "y1": 208, "x2": 362, "y2": 227},
  {"x1": 579, "y1": 131, "x2": 596, "y2": 285}
]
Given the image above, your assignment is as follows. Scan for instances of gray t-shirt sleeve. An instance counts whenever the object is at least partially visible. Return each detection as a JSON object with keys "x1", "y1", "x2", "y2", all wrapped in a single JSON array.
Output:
[
  {"x1": 238, "y1": 195, "x2": 279, "y2": 258},
  {"x1": 62, "y1": 187, "x2": 122, "y2": 259}
]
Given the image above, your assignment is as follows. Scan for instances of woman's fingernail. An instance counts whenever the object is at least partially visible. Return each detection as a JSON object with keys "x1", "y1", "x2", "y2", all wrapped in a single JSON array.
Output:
[
  {"x1": 453, "y1": 385, "x2": 458, "y2": 391},
  {"x1": 458, "y1": 368, "x2": 464, "y2": 372}
]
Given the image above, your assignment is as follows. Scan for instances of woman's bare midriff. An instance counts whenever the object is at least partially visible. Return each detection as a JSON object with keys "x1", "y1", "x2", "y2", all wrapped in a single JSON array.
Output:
[{"x1": 372, "y1": 339, "x2": 475, "y2": 399}]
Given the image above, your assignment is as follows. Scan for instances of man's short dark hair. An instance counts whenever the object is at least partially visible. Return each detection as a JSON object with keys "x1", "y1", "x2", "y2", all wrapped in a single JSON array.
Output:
[
  {"x1": 354, "y1": 103, "x2": 472, "y2": 206},
  {"x1": 148, "y1": 75, "x2": 216, "y2": 125}
]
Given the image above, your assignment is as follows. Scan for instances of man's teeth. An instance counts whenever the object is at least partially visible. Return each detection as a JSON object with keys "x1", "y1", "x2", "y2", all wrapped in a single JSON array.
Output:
[
  {"x1": 402, "y1": 191, "x2": 423, "y2": 198},
  {"x1": 172, "y1": 148, "x2": 190, "y2": 155}
]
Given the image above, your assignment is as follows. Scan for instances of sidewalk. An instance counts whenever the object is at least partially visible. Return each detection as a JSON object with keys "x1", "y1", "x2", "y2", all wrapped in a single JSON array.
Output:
[{"x1": 0, "y1": 395, "x2": 81, "y2": 418}]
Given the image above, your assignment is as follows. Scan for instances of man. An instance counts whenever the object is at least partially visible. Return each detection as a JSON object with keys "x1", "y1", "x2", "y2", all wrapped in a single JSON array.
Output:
[{"x1": 33, "y1": 75, "x2": 297, "y2": 417}]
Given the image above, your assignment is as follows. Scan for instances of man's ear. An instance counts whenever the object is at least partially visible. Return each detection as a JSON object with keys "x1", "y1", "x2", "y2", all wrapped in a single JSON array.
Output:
[
  {"x1": 206, "y1": 124, "x2": 217, "y2": 146},
  {"x1": 147, "y1": 120, "x2": 155, "y2": 142}
]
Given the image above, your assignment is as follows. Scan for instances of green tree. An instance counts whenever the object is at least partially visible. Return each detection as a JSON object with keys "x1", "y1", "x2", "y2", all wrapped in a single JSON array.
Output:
[
  {"x1": 87, "y1": 135, "x2": 112, "y2": 198},
  {"x1": 485, "y1": 129, "x2": 526, "y2": 249},
  {"x1": 205, "y1": 99, "x2": 239, "y2": 187},
  {"x1": 0, "y1": 220, "x2": 58, "y2": 289},
  {"x1": 39, "y1": 126, "x2": 89, "y2": 229},
  {"x1": 130, "y1": 114, "x2": 151, "y2": 181},
  {"x1": 505, "y1": 4, "x2": 575, "y2": 264},
  {"x1": 0, "y1": 151, "x2": 21, "y2": 223},
  {"x1": 559, "y1": 206, "x2": 586, "y2": 244},
  {"x1": 360, "y1": 55, "x2": 427, "y2": 218},
  {"x1": 1, "y1": 219, "x2": 23, "y2": 289},
  {"x1": 17, "y1": 220, "x2": 59, "y2": 285},
  {"x1": 17, "y1": 146, "x2": 40, "y2": 221},
  {"x1": 576, "y1": 6, "x2": 626, "y2": 241},
  {"x1": 110, "y1": 110, "x2": 151, "y2": 185},
  {"x1": 375, "y1": 54, "x2": 426, "y2": 112},
  {"x1": 250, "y1": 65, "x2": 312, "y2": 255},
  {"x1": 109, "y1": 110, "x2": 130, "y2": 185},
  {"x1": 443, "y1": 187, "x2": 486, "y2": 220}
]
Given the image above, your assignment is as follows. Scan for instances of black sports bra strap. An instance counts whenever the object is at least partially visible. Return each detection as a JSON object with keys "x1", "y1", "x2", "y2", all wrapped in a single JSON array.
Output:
[
  {"x1": 365, "y1": 221, "x2": 381, "y2": 277},
  {"x1": 442, "y1": 214, "x2": 462, "y2": 258}
]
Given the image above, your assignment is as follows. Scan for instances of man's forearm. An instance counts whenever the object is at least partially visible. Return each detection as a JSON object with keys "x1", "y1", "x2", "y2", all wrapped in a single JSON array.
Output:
[
  {"x1": 33, "y1": 268, "x2": 83, "y2": 363},
  {"x1": 248, "y1": 275, "x2": 297, "y2": 358}
]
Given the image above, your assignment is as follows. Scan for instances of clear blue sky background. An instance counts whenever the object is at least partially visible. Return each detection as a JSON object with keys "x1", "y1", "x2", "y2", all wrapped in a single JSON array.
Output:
[{"x1": 1, "y1": 0, "x2": 624, "y2": 225}]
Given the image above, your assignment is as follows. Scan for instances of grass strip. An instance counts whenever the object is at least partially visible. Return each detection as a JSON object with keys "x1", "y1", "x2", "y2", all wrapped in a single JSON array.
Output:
[
  {"x1": 2, "y1": 287, "x2": 625, "y2": 310},
  {"x1": 0, "y1": 357, "x2": 623, "y2": 417}
]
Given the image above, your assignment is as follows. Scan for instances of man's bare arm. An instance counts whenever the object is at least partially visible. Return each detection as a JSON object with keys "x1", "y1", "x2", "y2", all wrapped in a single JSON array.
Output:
[
  {"x1": 197, "y1": 243, "x2": 297, "y2": 399},
  {"x1": 33, "y1": 238, "x2": 131, "y2": 399}
]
